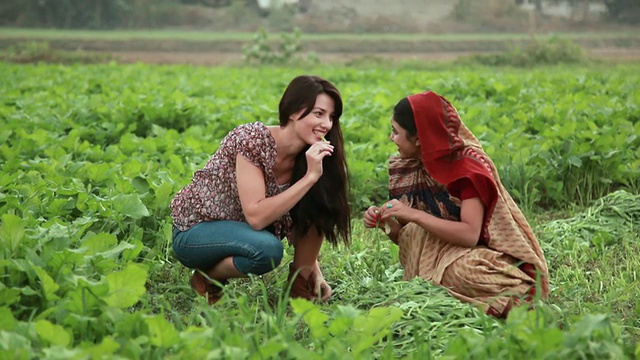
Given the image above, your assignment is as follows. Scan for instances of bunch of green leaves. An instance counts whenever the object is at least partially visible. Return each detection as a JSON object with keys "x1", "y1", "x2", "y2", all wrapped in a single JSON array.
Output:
[{"x1": 242, "y1": 28, "x2": 317, "y2": 66}]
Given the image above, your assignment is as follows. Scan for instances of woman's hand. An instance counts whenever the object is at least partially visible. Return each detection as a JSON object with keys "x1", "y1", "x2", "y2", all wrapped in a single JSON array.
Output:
[
  {"x1": 378, "y1": 199, "x2": 412, "y2": 224},
  {"x1": 364, "y1": 203, "x2": 404, "y2": 243},
  {"x1": 304, "y1": 141, "x2": 334, "y2": 181},
  {"x1": 310, "y1": 263, "x2": 332, "y2": 301},
  {"x1": 379, "y1": 197, "x2": 485, "y2": 248},
  {"x1": 363, "y1": 205, "x2": 383, "y2": 228}
]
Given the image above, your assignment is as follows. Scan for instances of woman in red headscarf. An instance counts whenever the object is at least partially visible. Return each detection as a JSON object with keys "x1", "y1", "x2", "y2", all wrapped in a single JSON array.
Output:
[{"x1": 363, "y1": 91, "x2": 549, "y2": 318}]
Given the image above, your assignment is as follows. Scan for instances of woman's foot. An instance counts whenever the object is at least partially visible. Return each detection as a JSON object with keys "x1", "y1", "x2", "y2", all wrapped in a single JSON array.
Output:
[
  {"x1": 190, "y1": 270, "x2": 227, "y2": 305},
  {"x1": 287, "y1": 263, "x2": 315, "y2": 300}
]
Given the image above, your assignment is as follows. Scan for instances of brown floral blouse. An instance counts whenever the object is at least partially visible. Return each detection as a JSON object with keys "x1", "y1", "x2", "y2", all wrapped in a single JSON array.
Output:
[{"x1": 170, "y1": 122, "x2": 292, "y2": 239}]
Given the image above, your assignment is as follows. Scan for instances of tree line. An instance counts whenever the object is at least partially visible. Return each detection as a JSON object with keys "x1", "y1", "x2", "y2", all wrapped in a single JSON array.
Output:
[
  {"x1": 517, "y1": 0, "x2": 639, "y2": 23},
  {"x1": 0, "y1": 0, "x2": 637, "y2": 29},
  {"x1": 0, "y1": 0, "x2": 289, "y2": 29}
]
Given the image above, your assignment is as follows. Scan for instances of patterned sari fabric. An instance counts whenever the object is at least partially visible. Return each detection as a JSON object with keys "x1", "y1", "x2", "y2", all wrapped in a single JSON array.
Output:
[{"x1": 388, "y1": 92, "x2": 549, "y2": 318}]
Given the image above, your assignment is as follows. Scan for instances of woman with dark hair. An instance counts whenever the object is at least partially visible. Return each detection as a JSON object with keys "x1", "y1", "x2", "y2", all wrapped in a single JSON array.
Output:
[
  {"x1": 171, "y1": 75, "x2": 351, "y2": 304},
  {"x1": 363, "y1": 91, "x2": 549, "y2": 318}
]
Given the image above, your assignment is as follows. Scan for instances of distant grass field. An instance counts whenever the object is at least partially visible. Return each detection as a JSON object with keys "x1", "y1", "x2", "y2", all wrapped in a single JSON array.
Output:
[
  {"x1": 2, "y1": 27, "x2": 639, "y2": 56},
  {"x1": 1, "y1": 27, "x2": 639, "y2": 41}
]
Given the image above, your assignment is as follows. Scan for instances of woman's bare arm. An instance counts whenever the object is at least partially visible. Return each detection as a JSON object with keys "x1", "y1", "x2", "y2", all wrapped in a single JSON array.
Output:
[
  {"x1": 236, "y1": 154, "x2": 315, "y2": 230},
  {"x1": 380, "y1": 197, "x2": 485, "y2": 248}
]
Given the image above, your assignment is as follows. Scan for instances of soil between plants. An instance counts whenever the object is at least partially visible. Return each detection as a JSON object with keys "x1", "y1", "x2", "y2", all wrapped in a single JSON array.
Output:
[{"x1": 107, "y1": 47, "x2": 640, "y2": 66}]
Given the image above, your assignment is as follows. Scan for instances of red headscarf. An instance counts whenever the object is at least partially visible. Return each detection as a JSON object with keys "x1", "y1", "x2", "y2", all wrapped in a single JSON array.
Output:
[{"x1": 407, "y1": 91, "x2": 499, "y2": 233}]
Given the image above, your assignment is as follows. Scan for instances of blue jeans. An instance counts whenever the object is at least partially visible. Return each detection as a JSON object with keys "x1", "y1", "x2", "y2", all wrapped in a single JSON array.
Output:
[{"x1": 172, "y1": 220, "x2": 284, "y2": 276}]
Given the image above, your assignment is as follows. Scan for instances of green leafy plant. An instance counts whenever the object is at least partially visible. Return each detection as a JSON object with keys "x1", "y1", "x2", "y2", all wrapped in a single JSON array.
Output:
[
  {"x1": 1, "y1": 62, "x2": 639, "y2": 358},
  {"x1": 241, "y1": 27, "x2": 320, "y2": 66}
]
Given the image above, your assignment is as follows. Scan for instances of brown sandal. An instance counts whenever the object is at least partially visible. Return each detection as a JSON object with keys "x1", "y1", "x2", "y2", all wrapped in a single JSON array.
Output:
[
  {"x1": 190, "y1": 270, "x2": 227, "y2": 305},
  {"x1": 287, "y1": 263, "x2": 316, "y2": 300}
]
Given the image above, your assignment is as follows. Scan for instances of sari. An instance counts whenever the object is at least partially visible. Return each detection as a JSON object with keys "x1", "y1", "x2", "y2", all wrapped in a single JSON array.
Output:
[{"x1": 389, "y1": 91, "x2": 549, "y2": 317}]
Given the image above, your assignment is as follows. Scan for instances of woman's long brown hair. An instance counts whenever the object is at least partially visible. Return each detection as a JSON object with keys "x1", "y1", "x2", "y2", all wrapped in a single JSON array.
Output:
[{"x1": 279, "y1": 75, "x2": 351, "y2": 246}]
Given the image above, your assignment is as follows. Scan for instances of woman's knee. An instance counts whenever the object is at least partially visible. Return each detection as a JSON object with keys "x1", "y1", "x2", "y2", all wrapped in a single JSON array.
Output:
[
  {"x1": 171, "y1": 233, "x2": 194, "y2": 268},
  {"x1": 254, "y1": 237, "x2": 284, "y2": 273},
  {"x1": 238, "y1": 236, "x2": 283, "y2": 275}
]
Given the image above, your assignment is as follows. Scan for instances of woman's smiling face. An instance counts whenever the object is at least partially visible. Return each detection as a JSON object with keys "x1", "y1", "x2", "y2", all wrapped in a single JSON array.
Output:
[
  {"x1": 390, "y1": 119, "x2": 421, "y2": 159},
  {"x1": 291, "y1": 93, "x2": 335, "y2": 144}
]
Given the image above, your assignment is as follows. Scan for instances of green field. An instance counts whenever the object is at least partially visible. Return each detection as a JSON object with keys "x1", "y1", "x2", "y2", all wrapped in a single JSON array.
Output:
[
  {"x1": 2, "y1": 27, "x2": 639, "y2": 41},
  {"x1": 1, "y1": 27, "x2": 640, "y2": 55},
  {"x1": 1, "y1": 61, "x2": 639, "y2": 359}
]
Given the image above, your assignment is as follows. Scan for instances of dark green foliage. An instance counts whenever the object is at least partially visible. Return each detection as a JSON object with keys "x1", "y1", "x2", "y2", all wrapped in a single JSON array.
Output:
[
  {"x1": 1, "y1": 41, "x2": 113, "y2": 64},
  {"x1": 604, "y1": 0, "x2": 640, "y2": 24},
  {"x1": 459, "y1": 36, "x2": 586, "y2": 67}
]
